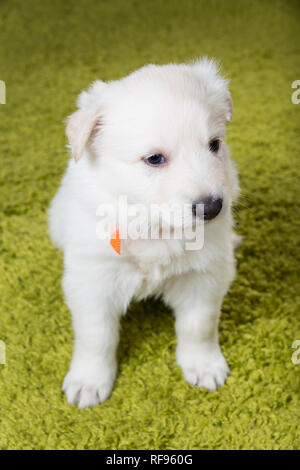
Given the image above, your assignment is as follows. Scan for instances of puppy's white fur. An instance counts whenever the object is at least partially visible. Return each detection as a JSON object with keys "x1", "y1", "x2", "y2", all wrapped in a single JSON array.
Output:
[{"x1": 49, "y1": 59, "x2": 240, "y2": 408}]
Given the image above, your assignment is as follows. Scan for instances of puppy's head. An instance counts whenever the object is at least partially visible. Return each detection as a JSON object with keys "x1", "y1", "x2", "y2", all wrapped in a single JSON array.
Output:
[{"x1": 66, "y1": 59, "x2": 239, "y2": 228}]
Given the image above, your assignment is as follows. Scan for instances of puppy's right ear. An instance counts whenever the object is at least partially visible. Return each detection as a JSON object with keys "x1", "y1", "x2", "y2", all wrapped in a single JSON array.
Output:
[{"x1": 66, "y1": 81, "x2": 106, "y2": 162}]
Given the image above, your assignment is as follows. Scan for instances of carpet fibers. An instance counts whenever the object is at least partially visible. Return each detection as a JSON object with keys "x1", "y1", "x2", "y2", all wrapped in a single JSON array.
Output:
[{"x1": 0, "y1": 0, "x2": 299, "y2": 450}]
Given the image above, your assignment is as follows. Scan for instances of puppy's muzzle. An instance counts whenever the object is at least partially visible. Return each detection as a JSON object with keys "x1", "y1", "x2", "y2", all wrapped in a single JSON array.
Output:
[{"x1": 192, "y1": 197, "x2": 223, "y2": 221}]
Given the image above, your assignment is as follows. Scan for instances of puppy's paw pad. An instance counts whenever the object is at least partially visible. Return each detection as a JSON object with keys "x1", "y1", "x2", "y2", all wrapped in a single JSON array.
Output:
[{"x1": 62, "y1": 371, "x2": 114, "y2": 408}]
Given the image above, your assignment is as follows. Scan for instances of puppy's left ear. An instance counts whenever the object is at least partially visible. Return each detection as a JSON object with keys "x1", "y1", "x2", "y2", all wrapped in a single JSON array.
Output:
[{"x1": 66, "y1": 80, "x2": 106, "y2": 162}]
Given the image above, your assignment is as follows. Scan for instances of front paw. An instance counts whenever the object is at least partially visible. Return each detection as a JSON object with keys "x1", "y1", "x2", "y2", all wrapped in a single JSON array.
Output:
[
  {"x1": 62, "y1": 361, "x2": 117, "y2": 408},
  {"x1": 177, "y1": 344, "x2": 230, "y2": 392}
]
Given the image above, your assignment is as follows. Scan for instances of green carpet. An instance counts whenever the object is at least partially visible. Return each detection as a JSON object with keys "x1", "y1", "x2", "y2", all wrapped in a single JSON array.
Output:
[{"x1": 0, "y1": 0, "x2": 299, "y2": 450}]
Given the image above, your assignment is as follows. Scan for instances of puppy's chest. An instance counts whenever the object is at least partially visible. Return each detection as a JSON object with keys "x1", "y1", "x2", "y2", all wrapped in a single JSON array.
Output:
[
  {"x1": 128, "y1": 243, "x2": 202, "y2": 301},
  {"x1": 132, "y1": 261, "x2": 178, "y2": 301}
]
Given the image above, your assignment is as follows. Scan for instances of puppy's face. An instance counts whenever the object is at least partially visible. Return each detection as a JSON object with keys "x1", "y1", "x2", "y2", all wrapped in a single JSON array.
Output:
[{"x1": 67, "y1": 60, "x2": 239, "y2": 228}]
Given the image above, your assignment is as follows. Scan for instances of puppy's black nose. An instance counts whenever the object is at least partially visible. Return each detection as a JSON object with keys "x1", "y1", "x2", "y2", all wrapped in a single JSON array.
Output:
[{"x1": 192, "y1": 197, "x2": 223, "y2": 221}]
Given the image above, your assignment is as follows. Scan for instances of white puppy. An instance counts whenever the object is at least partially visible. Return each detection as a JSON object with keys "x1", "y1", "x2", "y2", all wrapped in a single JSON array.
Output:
[{"x1": 48, "y1": 58, "x2": 240, "y2": 409}]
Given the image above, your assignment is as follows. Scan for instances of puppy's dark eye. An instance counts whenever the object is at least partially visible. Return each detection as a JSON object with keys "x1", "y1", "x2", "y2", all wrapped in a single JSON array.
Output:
[
  {"x1": 144, "y1": 154, "x2": 166, "y2": 166},
  {"x1": 209, "y1": 138, "x2": 220, "y2": 153}
]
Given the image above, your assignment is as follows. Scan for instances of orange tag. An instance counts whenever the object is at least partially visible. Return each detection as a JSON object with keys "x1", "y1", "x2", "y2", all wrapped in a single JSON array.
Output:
[{"x1": 110, "y1": 229, "x2": 121, "y2": 255}]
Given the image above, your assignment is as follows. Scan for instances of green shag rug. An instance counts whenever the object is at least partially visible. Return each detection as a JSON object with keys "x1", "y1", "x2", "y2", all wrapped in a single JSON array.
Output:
[{"x1": 0, "y1": 0, "x2": 299, "y2": 450}]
